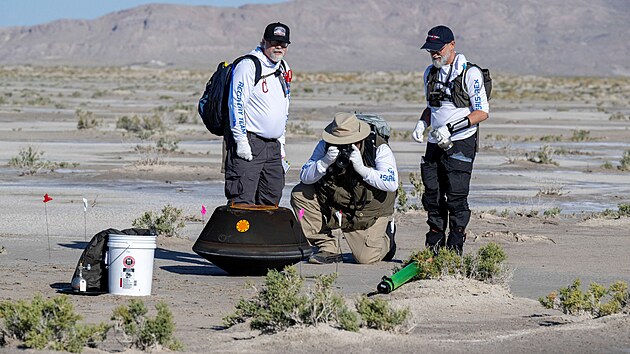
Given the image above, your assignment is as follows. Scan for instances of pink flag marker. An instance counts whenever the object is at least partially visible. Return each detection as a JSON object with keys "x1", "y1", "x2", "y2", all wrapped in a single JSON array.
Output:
[
  {"x1": 201, "y1": 204, "x2": 207, "y2": 224},
  {"x1": 298, "y1": 208, "x2": 305, "y2": 221}
]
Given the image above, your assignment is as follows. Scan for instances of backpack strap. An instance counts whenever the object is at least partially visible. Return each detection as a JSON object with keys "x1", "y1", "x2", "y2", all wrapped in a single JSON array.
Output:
[{"x1": 233, "y1": 54, "x2": 263, "y2": 86}]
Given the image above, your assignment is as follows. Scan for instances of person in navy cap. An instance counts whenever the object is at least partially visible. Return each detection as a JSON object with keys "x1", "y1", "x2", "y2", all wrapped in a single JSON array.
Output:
[
  {"x1": 411, "y1": 25, "x2": 490, "y2": 255},
  {"x1": 225, "y1": 22, "x2": 293, "y2": 205}
]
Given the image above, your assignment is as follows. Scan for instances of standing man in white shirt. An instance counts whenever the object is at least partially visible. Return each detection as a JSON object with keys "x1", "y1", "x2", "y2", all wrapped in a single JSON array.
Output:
[
  {"x1": 291, "y1": 112, "x2": 398, "y2": 264},
  {"x1": 225, "y1": 22, "x2": 292, "y2": 205},
  {"x1": 412, "y1": 25, "x2": 490, "y2": 255}
]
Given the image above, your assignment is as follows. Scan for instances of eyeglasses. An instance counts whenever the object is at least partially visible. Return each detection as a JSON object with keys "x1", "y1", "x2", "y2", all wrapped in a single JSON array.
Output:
[
  {"x1": 267, "y1": 40, "x2": 289, "y2": 48},
  {"x1": 426, "y1": 42, "x2": 450, "y2": 54}
]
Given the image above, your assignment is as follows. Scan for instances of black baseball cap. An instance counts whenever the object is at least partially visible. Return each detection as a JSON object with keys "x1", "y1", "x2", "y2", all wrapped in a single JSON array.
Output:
[
  {"x1": 421, "y1": 25, "x2": 454, "y2": 51},
  {"x1": 263, "y1": 22, "x2": 291, "y2": 44}
]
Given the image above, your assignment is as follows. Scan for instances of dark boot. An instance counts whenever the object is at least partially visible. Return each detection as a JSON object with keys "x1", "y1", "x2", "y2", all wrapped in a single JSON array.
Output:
[
  {"x1": 425, "y1": 229, "x2": 446, "y2": 256},
  {"x1": 447, "y1": 227, "x2": 466, "y2": 256}
]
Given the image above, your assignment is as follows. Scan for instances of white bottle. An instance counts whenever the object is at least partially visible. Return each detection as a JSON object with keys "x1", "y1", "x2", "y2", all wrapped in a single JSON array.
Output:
[{"x1": 78, "y1": 264, "x2": 87, "y2": 292}]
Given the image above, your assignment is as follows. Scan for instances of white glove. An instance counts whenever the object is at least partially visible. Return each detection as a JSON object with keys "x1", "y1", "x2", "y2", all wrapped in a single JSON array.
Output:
[
  {"x1": 349, "y1": 145, "x2": 370, "y2": 178},
  {"x1": 318, "y1": 146, "x2": 339, "y2": 170},
  {"x1": 412, "y1": 120, "x2": 428, "y2": 143},
  {"x1": 431, "y1": 125, "x2": 453, "y2": 150},
  {"x1": 235, "y1": 138, "x2": 253, "y2": 161}
]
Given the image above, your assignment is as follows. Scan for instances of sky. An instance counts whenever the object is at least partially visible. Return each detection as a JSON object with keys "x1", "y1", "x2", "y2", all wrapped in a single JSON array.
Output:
[{"x1": 0, "y1": 0, "x2": 287, "y2": 28}]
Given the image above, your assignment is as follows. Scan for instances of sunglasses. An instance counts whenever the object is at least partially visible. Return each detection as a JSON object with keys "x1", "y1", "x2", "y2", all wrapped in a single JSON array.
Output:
[
  {"x1": 267, "y1": 40, "x2": 289, "y2": 48},
  {"x1": 426, "y1": 42, "x2": 451, "y2": 54}
]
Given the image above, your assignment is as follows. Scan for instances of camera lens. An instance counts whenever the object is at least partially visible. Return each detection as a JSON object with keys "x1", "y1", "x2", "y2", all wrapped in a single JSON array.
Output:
[{"x1": 334, "y1": 145, "x2": 352, "y2": 169}]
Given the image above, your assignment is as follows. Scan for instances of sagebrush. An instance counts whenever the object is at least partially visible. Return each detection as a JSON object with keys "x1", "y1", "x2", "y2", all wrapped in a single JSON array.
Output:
[
  {"x1": 132, "y1": 204, "x2": 185, "y2": 237},
  {"x1": 223, "y1": 266, "x2": 408, "y2": 334},
  {"x1": 111, "y1": 299, "x2": 183, "y2": 351},
  {"x1": 539, "y1": 279, "x2": 629, "y2": 317},
  {"x1": 0, "y1": 295, "x2": 109, "y2": 353}
]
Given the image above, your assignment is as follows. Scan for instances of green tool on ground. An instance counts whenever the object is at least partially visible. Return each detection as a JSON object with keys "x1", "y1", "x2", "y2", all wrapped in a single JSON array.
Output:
[
  {"x1": 377, "y1": 257, "x2": 432, "y2": 294},
  {"x1": 377, "y1": 262, "x2": 421, "y2": 294}
]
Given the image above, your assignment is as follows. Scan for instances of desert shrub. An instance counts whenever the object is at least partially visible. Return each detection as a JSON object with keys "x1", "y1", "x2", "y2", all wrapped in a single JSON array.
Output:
[
  {"x1": 602, "y1": 161, "x2": 614, "y2": 169},
  {"x1": 111, "y1": 300, "x2": 183, "y2": 351},
  {"x1": 223, "y1": 266, "x2": 363, "y2": 333},
  {"x1": 539, "y1": 279, "x2": 629, "y2": 317},
  {"x1": 407, "y1": 242, "x2": 508, "y2": 283},
  {"x1": 396, "y1": 173, "x2": 423, "y2": 213},
  {"x1": 467, "y1": 242, "x2": 508, "y2": 281},
  {"x1": 116, "y1": 114, "x2": 165, "y2": 135},
  {"x1": 223, "y1": 266, "x2": 306, "y2": 333},
  {"x1": 396, "y1": 181, "x2": 409, "y2": 212},
  {"x1": 527, "y1": 145, "x2": 558, "y2": 165},
  {"x1": 409, "y1": 171, "x2": 424, "y2": 198},
  {"x1": 609, "y1": 112, "x2": 627, "y2": 121},
  {"x1": 594, "y1": 203, "x2": 630, "y2": 219},
  {"x1": 75, "y1": 109, "x2": 101, "y2": 130},
  {"x1": 0, "y1": 295, "x2": 109, "y2": 353},
  {"x1": 8, "y1": 146, "x2": 50, "y2": 175},
  {"x1": 543, "y1": 207, "x2": 562, "y2": 217},
  {"x1": 355, "y1": 296, "x2": 408, "y2": 332},
  {"x1": 155, "y1": 136, "x2": 180, "y2": 152},
  {"x1": 569, "y1": 129, "x2": 592, "y2": 142},
  {"x1": 619, "y1": 150, "x2": 630, "y2": 171},
  {"x1": 132, "y1": 204, "x2": 185, "y2": 237},
  {"x1": 6, "y1": 146, "x2": 76, "y2": 175},
  {"x1": 301, "y1": 273, "x2": 359, "y2": 332}
]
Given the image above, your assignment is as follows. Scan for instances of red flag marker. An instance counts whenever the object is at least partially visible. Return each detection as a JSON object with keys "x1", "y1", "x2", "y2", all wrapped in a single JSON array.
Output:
[{"x1": 42, "y1": 193, "x2": 53, "y2": 259}]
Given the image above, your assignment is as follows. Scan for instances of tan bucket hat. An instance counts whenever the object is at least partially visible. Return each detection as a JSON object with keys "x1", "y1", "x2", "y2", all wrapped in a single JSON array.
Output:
[{"x1": 322, "y1": 112, "x2": 371, "y2": 145}]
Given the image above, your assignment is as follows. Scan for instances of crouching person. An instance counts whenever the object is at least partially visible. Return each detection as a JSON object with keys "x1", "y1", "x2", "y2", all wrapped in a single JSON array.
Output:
[{"x1": 291, "y1": 112, "x2": 398, "y2": 264}]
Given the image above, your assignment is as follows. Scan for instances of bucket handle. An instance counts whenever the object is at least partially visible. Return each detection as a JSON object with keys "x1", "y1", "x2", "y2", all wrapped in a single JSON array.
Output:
[{"x1": 108, "y1": 244, "x2": 131, "y2": 266}]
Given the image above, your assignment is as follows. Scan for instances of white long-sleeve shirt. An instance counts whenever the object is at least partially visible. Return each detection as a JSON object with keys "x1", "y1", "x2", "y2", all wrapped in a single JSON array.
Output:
[
  {"x1": 423, "y1": 53, "x2": 489, "y2": 142},
  {"x1": 300, "y1": 140, "x2": 399, "y2": 193},
  {"x1": 228, "y1": 47, "x2": 290, "y2": 144}
]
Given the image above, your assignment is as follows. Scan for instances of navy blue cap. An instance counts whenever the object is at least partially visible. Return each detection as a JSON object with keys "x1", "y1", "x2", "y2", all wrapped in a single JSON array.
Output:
[{"x1": 421, "y1": 25, "x2": 454, "y2": 51}]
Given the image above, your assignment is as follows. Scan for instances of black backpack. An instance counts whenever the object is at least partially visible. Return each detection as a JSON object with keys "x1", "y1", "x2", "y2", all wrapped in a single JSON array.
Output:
[
  {"x1": 71, "y1": 228, "x2": 153, "y2": 292},
  {"x1": 198, "y1": 55, "x2": 261, "y2": 136},
  {"x1": 427, "y1": 62, "x2": 492, "y2": 108}
]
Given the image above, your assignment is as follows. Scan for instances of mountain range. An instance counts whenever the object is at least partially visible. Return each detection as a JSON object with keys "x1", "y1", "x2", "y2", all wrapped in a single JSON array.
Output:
[{"x1": 0, "y1": 0, "x2": 628, "y2": 76}]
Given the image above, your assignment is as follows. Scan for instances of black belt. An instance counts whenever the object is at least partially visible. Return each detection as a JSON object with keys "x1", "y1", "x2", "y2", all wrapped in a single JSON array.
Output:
[{"x1": 247, "y1": 132, "x2": 277, "y2": 142}]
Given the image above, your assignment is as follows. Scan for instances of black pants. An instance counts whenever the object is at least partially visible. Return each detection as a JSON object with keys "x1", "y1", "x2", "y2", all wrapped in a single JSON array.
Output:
[
  {"x1": 224, "y1": 133, "x2": 284, "y2": 205},
  {"x1": 421, "y1": 133, "x2": 477, "y2": 250}
]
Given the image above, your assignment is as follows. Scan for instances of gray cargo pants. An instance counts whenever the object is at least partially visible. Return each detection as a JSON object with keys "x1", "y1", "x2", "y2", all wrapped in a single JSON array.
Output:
[{"x1": 224, "y1": 133, "x2": 284, "y2": 205}]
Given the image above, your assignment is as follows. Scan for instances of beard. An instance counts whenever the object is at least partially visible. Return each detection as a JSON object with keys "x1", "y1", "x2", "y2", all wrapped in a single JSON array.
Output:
[
  {"x1": 432, "y1": 47, "x2": 452, "y2": 69},
  {"x1": 432, "y1": 53, "x2": 449, "y2": 69},
  {"x1": 268, "y1": 50, "x2": 285, "y2": 63}
]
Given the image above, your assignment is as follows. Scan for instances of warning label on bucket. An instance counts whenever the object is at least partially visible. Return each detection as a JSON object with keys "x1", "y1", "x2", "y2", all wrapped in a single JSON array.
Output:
[
  {"x1": 123, "y1": 256, "x2": 135, "y2": 268},
  {"x1": 120, "y1": 268, "x2": 135, "y2": 289}
]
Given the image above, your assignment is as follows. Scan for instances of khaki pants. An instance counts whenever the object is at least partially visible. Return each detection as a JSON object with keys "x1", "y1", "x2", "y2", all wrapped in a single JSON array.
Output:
[{"x1": 290, "y1": 183, "x2": 391, "y2": 264}]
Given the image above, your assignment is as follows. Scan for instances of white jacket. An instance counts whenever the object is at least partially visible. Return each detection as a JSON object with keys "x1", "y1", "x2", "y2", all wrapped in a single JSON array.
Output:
[
  {"x1": 228, "y1": 47, "x2": 290, "y2": 145},
  {"x1": 423, "y1": 53, "x2": 489, "y2": 142}
]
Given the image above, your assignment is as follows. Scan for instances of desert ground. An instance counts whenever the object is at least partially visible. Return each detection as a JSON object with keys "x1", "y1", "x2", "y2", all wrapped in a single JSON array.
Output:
[{"x1": 0, "y1": 66, "x2": 629, "y2": 353}]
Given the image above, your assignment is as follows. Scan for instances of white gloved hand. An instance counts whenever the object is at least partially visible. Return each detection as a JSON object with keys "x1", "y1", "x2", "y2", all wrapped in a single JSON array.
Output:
[
  {"x1": 235, "y1": 138, "x2": 253, "y2": 161},
  {"x1": 349, "y1": 145, "x2": 370, "y2": 178},
  {"x1": 431, "y1": 125, "x2": 453, "y2": 150},
  {"x1": 412, "y1": 120, "x2": 428, "y2": 143},
  {"x1": 319, "y1": 146, "x2": 339, "y2": 169}
]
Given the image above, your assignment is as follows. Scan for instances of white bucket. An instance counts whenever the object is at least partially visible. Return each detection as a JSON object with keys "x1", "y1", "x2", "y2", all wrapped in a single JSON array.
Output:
[{"x1": 107, "y1": 234, "x2": 157, "y2": 296}]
